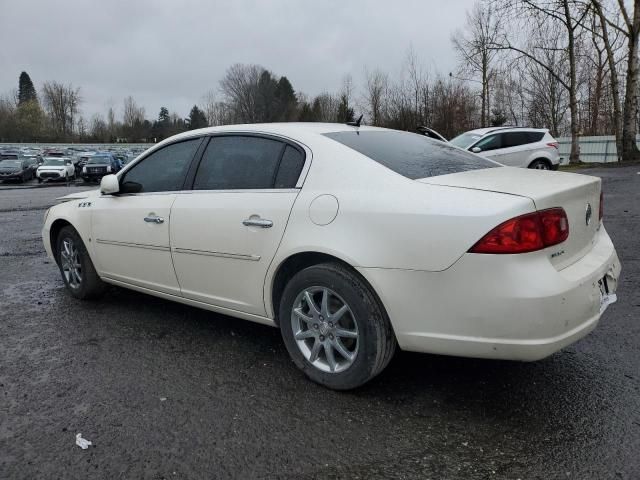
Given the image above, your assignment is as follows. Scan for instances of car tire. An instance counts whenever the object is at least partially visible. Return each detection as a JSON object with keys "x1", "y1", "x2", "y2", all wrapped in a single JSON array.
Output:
[
  {"x1": 279, "y1": 262, "x2": 396, "y2": 390},
  {"x1": 529, "y1": 159, "x2": 551, "y2": 170},
  {"x1": 56, "y1": 226, "x2": 106, "y2": 300}
]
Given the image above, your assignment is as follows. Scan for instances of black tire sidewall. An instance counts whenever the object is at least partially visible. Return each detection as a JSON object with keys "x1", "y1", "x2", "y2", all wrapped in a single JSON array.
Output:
[
  {"x1": 279, "y1": 264, "x2": 384, "y2": 390},
  {"x1": 56, "y1": 227, "x2": 95, "y2": 299}
]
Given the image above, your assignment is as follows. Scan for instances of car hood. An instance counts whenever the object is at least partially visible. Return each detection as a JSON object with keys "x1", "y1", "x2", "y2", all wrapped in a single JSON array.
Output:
[{"x1": 56, "y1": 189, "x2": 100, "y2": 203}]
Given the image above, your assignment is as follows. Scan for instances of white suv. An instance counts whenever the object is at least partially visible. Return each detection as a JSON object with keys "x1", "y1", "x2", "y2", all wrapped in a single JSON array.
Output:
[{"x1": 450, "y1": 127, "x2": 561, "y2": 170}]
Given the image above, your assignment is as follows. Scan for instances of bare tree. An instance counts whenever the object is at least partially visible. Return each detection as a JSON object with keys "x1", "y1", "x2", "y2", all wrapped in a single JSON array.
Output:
[
  {"x1": 593, "y1": 0, "x2": 640, "y2": 161},
  {"x1": 219, "y1": 64, "x2": 265, "y2": 123},
  {"x1": 491, "y1": 0, "x2": 591, "y2": 163},
  {"x1": 363, "y1": 68, "x2": 389, "y2": 125},
  {"x1": 453, "y1": 2, "x2": 503, "y2": 127},
  {"x1": 41, "y1": 81, "x2": 81, "y2": 140}
]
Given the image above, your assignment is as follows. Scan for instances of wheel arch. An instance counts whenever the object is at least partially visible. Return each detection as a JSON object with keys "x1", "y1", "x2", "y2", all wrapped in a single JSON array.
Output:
[
  {"x1": 267, "y1": 250, "x2": 389, "y2": 328},
  {"x1": 49, "y1": 219, "x2": 74, "y2": 264},
  {"x1": 528, "y1": 157, "x2": 552, "y2": 169}
]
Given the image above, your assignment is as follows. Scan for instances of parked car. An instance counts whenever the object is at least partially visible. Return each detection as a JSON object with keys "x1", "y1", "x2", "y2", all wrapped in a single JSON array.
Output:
[
  {"x1": 0, "y1": 158, "x2": 34, "y2": 182},
  {"x1": 450, "y1": 127, "x2": 561, "y2": 169},
  {"x1": 36, "y1": 157, "x2": 76, "y2": 183},
  {"x1": 416, "y1": 126, "x2": 447, "y2": 142},
  {"x1": 42, "y1": 124, "x2": 620, "y2": 390},
  {"x1": 81, "y1": 154, "x2": 121, "y2": 183}
]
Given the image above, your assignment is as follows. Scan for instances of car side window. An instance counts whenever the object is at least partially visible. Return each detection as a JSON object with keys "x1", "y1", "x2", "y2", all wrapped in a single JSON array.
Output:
[
  {"x1": 121, "y1": 138, "x2": 201, "y2": 193},
  {"x1": 526, "y1": 132, "x2": 545, "y2": 143},
  {"x1": 274, "y1": 145, "x2": 305, "y2": 188},
  {"x1": 503, "y1": 132, "x2": 531, "y2": 148},
  {"x1": 473, "y1": 134, "x2": 502, "y2": 152},
  {"x1": 193, "y1": 136, "x2": 287, "y2": 190}
]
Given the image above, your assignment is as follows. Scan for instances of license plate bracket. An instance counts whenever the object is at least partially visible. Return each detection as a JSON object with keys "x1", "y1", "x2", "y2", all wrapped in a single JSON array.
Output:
[{"x1": 598, "y1": 276, "x2": 617, "y2": 314}]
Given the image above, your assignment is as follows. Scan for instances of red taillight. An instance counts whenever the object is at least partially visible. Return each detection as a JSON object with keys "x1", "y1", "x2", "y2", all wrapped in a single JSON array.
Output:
[
  {"x1": 547, "y1": 142, "x2": 559, "y2": 149},
  {"x1": 469, "y1": 208, "x2": 569, "y2": 254},
  {"x1": 599, "y1": 191, "x2": 603, "y2": 221}
]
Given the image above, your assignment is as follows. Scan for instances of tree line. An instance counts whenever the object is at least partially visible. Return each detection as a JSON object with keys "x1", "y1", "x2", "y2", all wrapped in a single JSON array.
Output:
[{"x1": 1, "y1": 0, "x2": 638, "y2": 162}]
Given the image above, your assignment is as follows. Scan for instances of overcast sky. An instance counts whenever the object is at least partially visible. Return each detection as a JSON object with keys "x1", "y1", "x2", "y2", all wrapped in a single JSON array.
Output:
[{"x1": 0, "y1": 0, "x2": 476, "y2": 121}]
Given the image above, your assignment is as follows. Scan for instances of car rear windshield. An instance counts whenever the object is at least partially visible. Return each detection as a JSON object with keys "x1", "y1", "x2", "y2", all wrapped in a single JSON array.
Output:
[{"x1": 324, "y1": 130, "x2": 498, "y2": 179}]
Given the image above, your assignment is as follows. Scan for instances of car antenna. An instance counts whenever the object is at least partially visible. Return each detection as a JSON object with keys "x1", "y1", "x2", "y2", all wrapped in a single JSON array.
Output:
[{"x1": 346, "y1": 114, "x2": 363, "y2": 128}]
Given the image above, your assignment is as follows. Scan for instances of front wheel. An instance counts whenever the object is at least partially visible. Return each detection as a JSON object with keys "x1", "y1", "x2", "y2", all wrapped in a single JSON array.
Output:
[
  {"x1": 56, "y1": 226, "x2": 106, "y2": 299},
  {"x1": 279, "y1": 263, "x2": 396, "y2": 390}
]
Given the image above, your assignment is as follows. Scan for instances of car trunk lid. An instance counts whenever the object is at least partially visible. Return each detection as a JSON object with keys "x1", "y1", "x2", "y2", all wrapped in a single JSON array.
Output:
[{"x1": 418, "y1": 167, "x2": 602, "y2": 270}]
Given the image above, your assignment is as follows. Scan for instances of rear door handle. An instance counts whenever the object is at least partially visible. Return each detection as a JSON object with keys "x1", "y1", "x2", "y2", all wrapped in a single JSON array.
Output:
[
  {"x1": 243, "y1": 217, "x2": 273, "y2": 228},
  {"x1": 144, "y1": 215, "x2": 164, "y2": 224}
]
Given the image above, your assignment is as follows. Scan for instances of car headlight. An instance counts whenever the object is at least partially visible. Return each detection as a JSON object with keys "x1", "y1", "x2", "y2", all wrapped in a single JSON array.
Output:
[
  {"x1": 82, "y1": 166, "x2": 87, "y2": 173},
  {"x1": 106, "y1": 165, "x2": 112, "y2": 172}
]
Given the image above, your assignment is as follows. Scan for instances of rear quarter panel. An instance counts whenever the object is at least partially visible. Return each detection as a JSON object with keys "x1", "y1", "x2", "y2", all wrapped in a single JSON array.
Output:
[{"x1": 264, "y1": 138, "x2": 535, "y2": 315}]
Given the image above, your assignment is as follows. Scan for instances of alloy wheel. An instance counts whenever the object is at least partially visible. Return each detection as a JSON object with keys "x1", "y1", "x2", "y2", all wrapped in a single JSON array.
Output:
[
  {"x1": 290, "y1": 286, "x2": 359, "y2": 373},
  {"x1": 60, "y1": 238, "x2": 82, "y2": 289}
]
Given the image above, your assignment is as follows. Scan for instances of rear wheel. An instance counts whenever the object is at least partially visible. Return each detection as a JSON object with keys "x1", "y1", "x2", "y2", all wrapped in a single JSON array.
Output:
[
  {"x1": 279, "y1": 263, "x2": 396, "y2": 390},
  {"x1": 529, "y1": 159, "x2": 551, "y2": 170},
  {"x1": 56, "y1": 226, "x2": 106, "y2": 299}
]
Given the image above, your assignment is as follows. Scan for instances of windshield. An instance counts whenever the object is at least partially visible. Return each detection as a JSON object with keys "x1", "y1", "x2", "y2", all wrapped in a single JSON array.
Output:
[
  {"x1": 1, "y1": 160, "x2": 22, "y2": 167},
  {"x1": 449, "y1": 132, "x2": 483, "y2": 148},
  {"x1": 324, "y1": 130, "x2": 498, "y2": 180},
  {"x1": 87, "y1": 156, "x2": 110, "y2": 164},
  {"x1": 42, "y1": 159, "x2": 66, "y2": 166}
]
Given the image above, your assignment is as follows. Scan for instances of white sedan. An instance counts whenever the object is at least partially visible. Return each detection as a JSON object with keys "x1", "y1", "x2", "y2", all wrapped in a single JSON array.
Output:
[{"x1": 42, "y1": 123, "x2": 621, "y2": 389}]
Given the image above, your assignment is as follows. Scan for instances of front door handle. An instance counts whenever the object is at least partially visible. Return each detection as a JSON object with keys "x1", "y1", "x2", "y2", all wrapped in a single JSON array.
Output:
[
  {"x1": 243, "y1": 217, "x2": 273, "y2": 228},
  {"x1": 144, "y1": 215, "x2": 164, "y2": 224}
]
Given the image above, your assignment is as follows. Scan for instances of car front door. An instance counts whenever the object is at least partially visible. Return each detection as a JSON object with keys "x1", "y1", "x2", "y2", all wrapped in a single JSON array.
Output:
[
  {"x1": 470, "y1": 133, "x2": 505, "y2": 162},
  {"x1": 91, "y1": 137, "x2": 203, "y2": 295},
  {"x1": 170, "y1": 135, "x2": 307, "y2": 316}
]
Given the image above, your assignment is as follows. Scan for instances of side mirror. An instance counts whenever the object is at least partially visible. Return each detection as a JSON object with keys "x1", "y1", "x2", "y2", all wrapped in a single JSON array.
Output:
[
  {"x1": 65, "y1": 160, "x2": 72, "y2": 165},
  {"x1": 100, "y1": 174, "x2": 120, "y2": 195},
  {"x1": 471, "y1": 146, "x2": 482, "y2": 153}
]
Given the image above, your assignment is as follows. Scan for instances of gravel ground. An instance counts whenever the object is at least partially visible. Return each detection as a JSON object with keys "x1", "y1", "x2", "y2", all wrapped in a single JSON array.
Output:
[{"x1": 0, "y1": 167, "x2": 638, "y2": 479}]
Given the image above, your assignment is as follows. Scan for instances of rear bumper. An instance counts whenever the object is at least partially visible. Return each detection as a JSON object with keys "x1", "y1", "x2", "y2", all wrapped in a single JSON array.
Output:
[{"x1": 358, "y1": 226, "x2": 620, "y2": 361}]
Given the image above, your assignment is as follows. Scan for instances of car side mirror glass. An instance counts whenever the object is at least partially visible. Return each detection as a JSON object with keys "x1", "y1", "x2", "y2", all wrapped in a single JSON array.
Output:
[
  {"x1": 471, "y1": 146, "x2": 482, "y2": 153},
  {"x1": 65, "y1": 160, "x2": 71, "y2": 165},
  {"x1": 100, "y1": 174, "x2": 120, "y2": 195}
]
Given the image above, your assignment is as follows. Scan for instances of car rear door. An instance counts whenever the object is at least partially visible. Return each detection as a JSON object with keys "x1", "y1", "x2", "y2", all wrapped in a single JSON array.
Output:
[
  {"x1": 492, "y1": 131, "x2": 533, "y2": 167},
  {"x1": 170, "y1": 134, "x2": 307, "y2": 316},
  {"x1": 91, "y1": 138, "x2": 204, "y2": 295}
]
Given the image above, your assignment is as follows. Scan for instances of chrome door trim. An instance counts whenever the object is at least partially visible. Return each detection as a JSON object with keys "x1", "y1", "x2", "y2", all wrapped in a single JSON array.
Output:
[
  {"x1": 95, "y1": 239, "x2": 170, "y2": 252},
  {"x1": 172, "y1": 247, "x2": 261, "y2": 261}
]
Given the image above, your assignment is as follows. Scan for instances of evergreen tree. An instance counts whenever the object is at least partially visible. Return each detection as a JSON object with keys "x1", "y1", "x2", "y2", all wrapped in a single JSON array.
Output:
[
  {"x1": 337, "y1": 94, "x2": 355, "y2": 123},
  {"x1": 298, "y1": 102, "x2": 314, "y2": 121},
  {"x1": 18, "y1": 72, "x2": 38, "y2": 105},
  {"x1": 275, "y1": 76, "x2": 297, "y2": 121},
  {"x1": 188, "y1": 105, "x2": 208, "y2": 129},
  {"x1": 158, "y1": 107, "x2": 170, "y2": 123}
]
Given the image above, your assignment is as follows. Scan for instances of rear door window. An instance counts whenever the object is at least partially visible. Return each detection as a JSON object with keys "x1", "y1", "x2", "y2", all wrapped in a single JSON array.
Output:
[
  {"x1": 502, "y1": 132, "x2": 531, "y2": 148},
  {"x1": 193, "y1": 136, "x2": 285, "y2": 190},
  {"x1": 324, "y1": 130, "x2": 498, "y2": 180}
]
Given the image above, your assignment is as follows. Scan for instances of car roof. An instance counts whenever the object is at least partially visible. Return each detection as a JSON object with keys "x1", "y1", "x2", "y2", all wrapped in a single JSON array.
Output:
[{"x1": 463, "y1": 126, "x2": 549, "y2": 136}]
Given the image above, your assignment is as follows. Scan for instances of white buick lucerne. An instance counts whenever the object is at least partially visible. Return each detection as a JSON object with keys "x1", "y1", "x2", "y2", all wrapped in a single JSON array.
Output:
[{"x1": 42, "y1": 123, "x2": 621, "y2": 389}]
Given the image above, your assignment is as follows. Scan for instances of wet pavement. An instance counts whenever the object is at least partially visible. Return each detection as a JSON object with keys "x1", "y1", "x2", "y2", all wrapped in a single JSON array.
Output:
[{"x1": 0, "y1": 167, "x2": 638, "y2": 479}]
